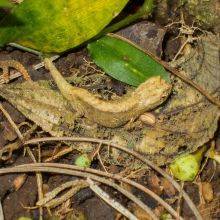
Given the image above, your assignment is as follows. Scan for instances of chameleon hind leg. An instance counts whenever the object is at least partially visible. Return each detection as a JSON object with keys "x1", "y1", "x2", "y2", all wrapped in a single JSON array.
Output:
[{"x1": 0, "y1": 60, "x2": 32, "y2": 83}]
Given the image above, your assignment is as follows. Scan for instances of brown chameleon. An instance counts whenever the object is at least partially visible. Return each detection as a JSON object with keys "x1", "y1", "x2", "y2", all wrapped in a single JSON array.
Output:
[
  {"x1": 0, "y1": 59, "x2": 171, "y2": 128},
  {"x1": 44, "y1": 58, "x2": 171, "y2": 127}
]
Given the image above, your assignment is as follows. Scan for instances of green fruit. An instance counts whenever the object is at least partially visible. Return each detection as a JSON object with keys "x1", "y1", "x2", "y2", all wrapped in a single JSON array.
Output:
[
  {"x1": 75, "y1": 154, "x2": 91, "y2": 168},
  {"x1": 88, "y1": 35, "x2": 169, "y2": 86},
  {"x1": 17, "y1": 217, "x2": 32, "y2": 220},
  {"x1": 169, "y1": 154, "x2": 200, "y2": 181},
  {"x1": 0, "y1": 0, "x2": 128, "y2": 53},
  {"x1": 169, "y1": 146, "x2": 207, "y2": 181}
]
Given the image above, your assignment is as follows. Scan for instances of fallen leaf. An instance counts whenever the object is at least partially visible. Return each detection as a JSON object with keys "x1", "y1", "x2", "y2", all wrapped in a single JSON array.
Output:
[
  {"x1": 0, "y1": 80, "x2": 76, "y2": 136},
  {"x1": 161, "y1": 178, "x2": 176, "y2": 197},
  {"x1": 88, "y1": 35, "x2": 169, "y2": 86},
  {"x1": 201, "y1": 182, "x2": 213, "y2": 203},
  {"x1": 0, "y1": 0, "x2": 129, "y2": 53},
  {"x1": 13, "y1": 174, "x2": 27, "y2": 191},
  {"x1": 148, "y1": 174, "x2": 162, "y2": 195},
  {"x1": 117, "y1": 21, "x2": 166, "y2": 58},
  {"x1": 135, "y1": 34, "x2": 220, "y2": 165}
]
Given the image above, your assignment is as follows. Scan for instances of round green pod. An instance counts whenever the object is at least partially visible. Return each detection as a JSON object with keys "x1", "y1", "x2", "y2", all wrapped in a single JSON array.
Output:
[
  {"x1": 169, "y1": 146, "x2": 207, "y2": 181},
  {"x1": 75, "y1": 154, "x2": 91, "y2": 168}
]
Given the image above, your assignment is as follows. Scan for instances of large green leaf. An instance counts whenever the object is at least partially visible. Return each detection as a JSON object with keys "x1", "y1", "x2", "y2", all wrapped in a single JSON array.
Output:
[
  {"x1": 0, "y1": 0, "x2": 13, "y2": 7},
  {"x1": 0, "y1": 0, "x2": 128, "y2": 53},
  {"x1": 87, "y1": 35, "x2": 169, "y2": 87}
]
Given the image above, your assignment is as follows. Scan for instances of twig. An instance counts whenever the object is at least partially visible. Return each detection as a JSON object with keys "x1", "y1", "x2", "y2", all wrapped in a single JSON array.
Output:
[
  {"x1": 0, "y1": 124, "x2": 37, "y2": 160},
  {"x1": 0, "y1": 162, "x2": 181, "y2": 220},
  {"x1": 8, "y1": 43, "x2": 42, "y2": 56},
  {"x1": 26, "y1": 147, "x2": 43, "y2": 220},
  {"x1": 0, "y1": 71, "x2": 21, "y2": 84},
  {"x1": 23, "y1": 136, "x2": 202, "y2": 219},
  {"x1": 108, "y1": 33, "x2": 220, "y2": 108},
  {"x1": 87, "y1": 178, "x2": 138, "y2": 220},
  {"x1": 37, "y1": 180, "x2": 88, "y2": 209},
  {"x1": 36, "y1": 180, "x2": 87, "y2": 207},
  {"x1": 44, "y1": 146, "x2": 74, "y2": 162},
  {"x1": 0, "y1": 164, "x2": 159, "y2": 220},
  {"x1": 97, "y1": 152, "x2": 108, "y2": 173},
  {"x1": 176, "y1": 182, "x2": 184, "y2": 220},
  {"x1": 33, "y1": 55, "x2": 60, "y2": 70},
  {"x1": 0, "y1": 103, "x2": 23, "y2": 140},
  {"x1": 90, "y1": 143, "x2": 108, "y2": 172},
  {"x1": 0, "y1": 199, "x2": 4, "y2": 220},
  {"x1": 0, "y1": 55, "x2": 59, "y2": 84},
  {"x1": 172, "y1": 37, "x2": 191, "y2": 61}
]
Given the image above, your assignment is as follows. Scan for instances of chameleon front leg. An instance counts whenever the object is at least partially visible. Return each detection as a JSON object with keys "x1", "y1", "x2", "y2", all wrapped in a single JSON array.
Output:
[{"x1": 0, "y1": 60, "x2": 32, "y2": 83}]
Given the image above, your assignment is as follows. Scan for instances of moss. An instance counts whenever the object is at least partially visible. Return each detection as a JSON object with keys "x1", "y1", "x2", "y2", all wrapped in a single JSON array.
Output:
[{"x1": 186, "y1": 0, "x2": 219, "y2": 30}]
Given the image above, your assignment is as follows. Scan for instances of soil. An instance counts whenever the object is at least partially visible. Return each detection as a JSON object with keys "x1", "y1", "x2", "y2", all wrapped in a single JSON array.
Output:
[{"x1": 0, "y1": 1, "x2": 220, "y2": 220}]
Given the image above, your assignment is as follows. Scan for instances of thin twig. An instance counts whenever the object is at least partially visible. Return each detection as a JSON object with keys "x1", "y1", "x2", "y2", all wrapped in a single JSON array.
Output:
[
  {"x1": 38, "y1": 180, "x2": 88, "y2": 209},
  {"x1": 0, "y1": 103, "x2": 23, "y2": 140},
  {"x1": 0, "y1": 124, "x2": 37, "y2": 160},
  {"x1": 36, "y1": 180, "x2": 87, "y2": 207},
  {"x1": 0, "y1": 162, "x2": 181, "y2": 219},
  {"x1": 23, "y1": 136, "x2": 202, "y2": 219},
  {"x1": 0, "y1": 199, "x2": 4, "y2": 220},
  {"x1": 44, "y1": 146, "x2": 74, "y2": 162},
  {"x1": 97, "y1": 152, "x2": 108, "y2": 173},
  {"x1": 8, "y1": 43, "x2": 42, "y2": 56},
  {"x1": 108, "y1": 33, "x2": 220, "y2": 108},
  {"x1": 87, "y1": 178, "x2": 138, "y2": 220},
  {"x1": 0, "y1": 55, "x2": 59, "y2": 84},
  {"x1": 0, "y1": 165, "x2": 159, "y2": 220},
  {"x1": 176, "y1": 182, "x2": 184, "y2": 220},
  {"x1": 33, "y1": 55, "x2": 60, "y2": 70},
  {"x1": 26, "y1": 147, "x2": 43, "y2": 220}
]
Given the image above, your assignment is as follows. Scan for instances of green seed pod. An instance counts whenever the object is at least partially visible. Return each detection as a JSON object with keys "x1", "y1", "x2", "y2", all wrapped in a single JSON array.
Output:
[
  {"x1": 75, "y1": 154, "x2": 91, "y2": 168},
  {"x1": 169, "y1": 146, "x2": 207, "y2": 181},
  {"x1": 17, "y1": 217, "x2": 32, "y2": 220}
]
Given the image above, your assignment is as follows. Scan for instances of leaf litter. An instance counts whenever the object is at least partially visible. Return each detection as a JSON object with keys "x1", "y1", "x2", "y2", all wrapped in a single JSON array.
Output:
[
  {"x1": 136, "y1": 33, "x2": 220, "y2": 164},
  {"x1": 1, "y1": 3, "x2": 219, "y2": 219},
  {"x1": 0, "y1": 33, "x2": 219, "y2": 167},
  {"x1": 0, "y1": 31, "x2": 218, "y2": 220}
]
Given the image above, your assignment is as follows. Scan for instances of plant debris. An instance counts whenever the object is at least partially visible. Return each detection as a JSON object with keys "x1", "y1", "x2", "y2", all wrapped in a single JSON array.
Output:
[
  {"x1": 0, "y1": 2, "x2": 219, "y2": 219},
  {"x1": 135, "y1": 34, "x2": 220, "y2": 164}
]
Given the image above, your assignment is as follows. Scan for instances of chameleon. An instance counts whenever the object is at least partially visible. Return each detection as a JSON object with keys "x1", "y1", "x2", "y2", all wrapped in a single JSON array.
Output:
[
  {"x1": 43, "y1": 58, "x2": 172, "y2": 127},
  {"x1": 0, "y1": 59, "x2": 172, "y2": 128}
]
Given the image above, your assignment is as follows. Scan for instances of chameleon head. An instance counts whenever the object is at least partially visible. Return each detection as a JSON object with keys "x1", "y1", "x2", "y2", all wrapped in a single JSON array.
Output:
[{"x1": 135, "y1": 76, "x2": 172, "y2": 108}]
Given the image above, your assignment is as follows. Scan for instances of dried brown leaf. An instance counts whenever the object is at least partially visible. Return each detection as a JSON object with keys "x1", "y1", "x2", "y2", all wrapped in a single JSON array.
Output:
[
  {"x1": 135, "y1": 34, "x2": 220, "y2": 164},
  {"x1": 0, "y1": 80, "x2": 76, "y2": 136}
]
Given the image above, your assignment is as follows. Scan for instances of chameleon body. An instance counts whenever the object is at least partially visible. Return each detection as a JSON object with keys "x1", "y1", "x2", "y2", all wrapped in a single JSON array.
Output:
[{"x1": 44, "y1": 58, "x2": 172, "y2": 128}]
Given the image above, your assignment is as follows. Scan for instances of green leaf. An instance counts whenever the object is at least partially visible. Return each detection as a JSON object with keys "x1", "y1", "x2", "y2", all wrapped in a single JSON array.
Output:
[
  {"x1": 0, "y1": 0, "x2": 129, "y2": 53},
  {"x1": 0, "y1": 0, "x2": 13, "y2": 7},
  {"x1": 88, "y1": 35, "x2": 169, "y2": 87}
]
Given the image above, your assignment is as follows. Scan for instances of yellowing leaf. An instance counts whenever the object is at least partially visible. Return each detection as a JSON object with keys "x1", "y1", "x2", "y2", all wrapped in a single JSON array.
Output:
[{"x1": 0, "y1": 0, "x2": 128, "y2": 53}]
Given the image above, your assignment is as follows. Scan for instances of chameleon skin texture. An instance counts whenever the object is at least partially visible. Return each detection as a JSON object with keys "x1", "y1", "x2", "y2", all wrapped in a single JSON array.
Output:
[{"x1": 44, "y1": 58, "x2": 172, "y2": 128}]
